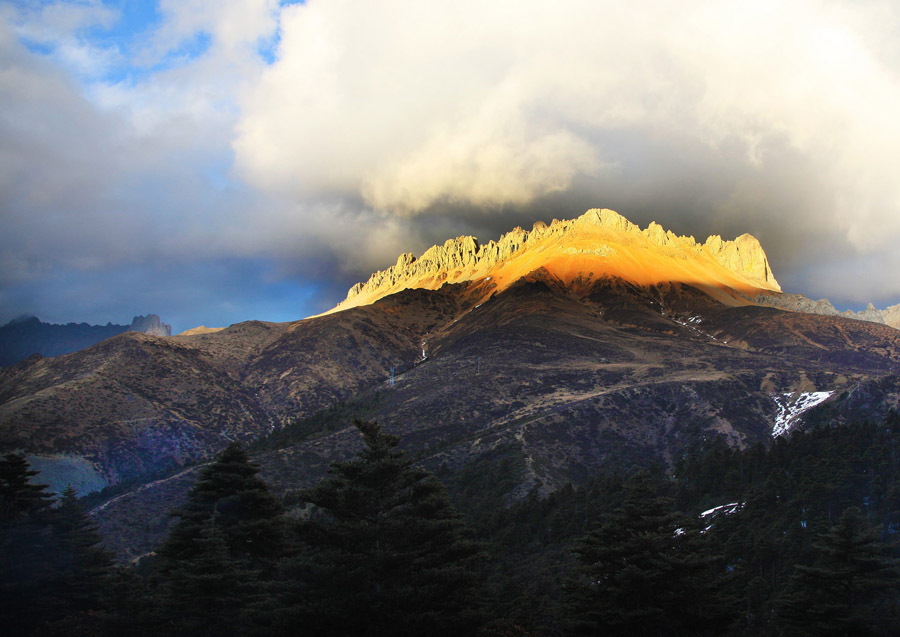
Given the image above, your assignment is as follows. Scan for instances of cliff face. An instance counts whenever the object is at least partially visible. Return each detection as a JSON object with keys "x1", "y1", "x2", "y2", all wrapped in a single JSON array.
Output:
[
  {"x1": 337, "y1": 208, "x2": 781, "y2": 313},
  {"x1": 336, "y1": 208, "x2": 900, "y2": 331},
  {"x1": 701, "y1": 233, "x2": 778, "y2": 291}
]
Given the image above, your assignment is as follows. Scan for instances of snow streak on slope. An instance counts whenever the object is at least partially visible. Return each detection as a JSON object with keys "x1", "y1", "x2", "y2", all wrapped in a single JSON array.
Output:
[
  {"x1": 771, "y1": 391, "x2": 834, "y2": 437},
  {"x1": 700, "y1": 502, "x2": 742, "y2": 532},
  {"x1": 700, "y1": 502, "x2": 741, "y2": 519}
]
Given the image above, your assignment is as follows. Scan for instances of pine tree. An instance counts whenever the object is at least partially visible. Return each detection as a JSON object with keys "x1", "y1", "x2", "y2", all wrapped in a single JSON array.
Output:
[
  {"x1": 567, "y1": 471, "x2": 731, "y2": 636},
  {"x1": 0, "y1": 453, "x2": 59, "y2": 634},
  {"x1": 157, "y1": 514, "x2": 262, "y2": 636},
  {"x1": 778, "y1": 506, "x2": 900, "y2": 635},
  {"x1": 0, "y1": 452, "x2": 55, "y2": 520},
  {"x1": 37, "y1": 485, "x2": 117, "y2": 633},
  {"x1": 281, "y1": 420, "x2": 484, "y2": 636},
  {"x1": 157, "y1": 441, "x2": 285, "y2": 568},
  {"x1": 150, "y1": 442, "x2": 285, "y2": 635}
]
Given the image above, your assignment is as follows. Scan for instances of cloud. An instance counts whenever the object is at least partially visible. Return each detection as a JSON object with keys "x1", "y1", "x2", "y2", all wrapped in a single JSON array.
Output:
[
  {"x1": 0, "y1": 1, "x2": 278, "y2": 274},
  {"x1": 234, "y1": 0, "x2": 900, "y2": 304},
  {"x1": 3, "y1": 0, "x2": 900, "y2": 331},
  {"x1": 0, "y1": 1, "x2": 319, "y2": 329},
  {"x1": 136, "y1": 0, "x2": 278, "y2": 67}
]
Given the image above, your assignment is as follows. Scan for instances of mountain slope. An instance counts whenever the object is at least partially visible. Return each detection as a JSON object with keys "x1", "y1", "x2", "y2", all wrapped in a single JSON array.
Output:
[
  {"x1": 90, "y1": 273, "x2": 900, "y2": 560},
  {"x1": 0, "y1": 291, "x2": 459, "y2": 492},
  {"x1": 3, "y1": 208, "x2": 900, "y2": 510}
]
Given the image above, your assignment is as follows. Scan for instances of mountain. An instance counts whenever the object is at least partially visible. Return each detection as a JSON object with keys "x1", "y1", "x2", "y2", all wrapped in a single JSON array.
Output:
[
  {"x1": 337, "y1": 207, "x2": 900, "y2": 328},
  {"x1": 0, "y1": 314, "x2": 172, "y2": 366},
  {"x1": 336, "y1": 208, "x2": 781, "y2": 314},
  {"x1": 89, "y1": 269, "x2": 900, "y2": 560},
  {"x1": 3, "y1": 208, "x2": 900, "y2": 560},
  {"x1": 0, "y1": 302, "x2": 448, "y2": 495}
]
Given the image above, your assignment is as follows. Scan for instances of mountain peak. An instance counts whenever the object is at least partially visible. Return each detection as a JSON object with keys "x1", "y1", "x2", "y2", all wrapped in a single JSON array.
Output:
[
  {"x1": 334, "y1": 208, "x2": 781, "y2": 314},
  {"x1": 4, "y1": 314, "x2": 39, "y2": 327},
  {"x1": 128, "y1": 314, "x2": 172, "y2": 337}
]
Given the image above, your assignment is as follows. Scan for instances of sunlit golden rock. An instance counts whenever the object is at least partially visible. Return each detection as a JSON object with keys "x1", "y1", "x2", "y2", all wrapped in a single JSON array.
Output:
[{"x1": 336, "y1": 208, "x2": 781, "y2": 313}]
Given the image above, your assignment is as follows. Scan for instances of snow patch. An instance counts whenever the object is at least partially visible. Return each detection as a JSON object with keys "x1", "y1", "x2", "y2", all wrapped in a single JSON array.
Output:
[
  {"x1": 700, "y1": 502, "x2": 742, "y2": 532},
  {"x1": 701, "y1": 502, "x2": 741, "y2": 518},
  {"x1": 771, "y1": 391, "x2": 834, "y2": 437},
  {"x1": 671, "y1": 316, "x2": 725, "y2": 344}
]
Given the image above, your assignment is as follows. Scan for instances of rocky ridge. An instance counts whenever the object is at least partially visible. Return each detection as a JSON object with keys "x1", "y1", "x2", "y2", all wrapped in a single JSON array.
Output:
[
  {"x1": 755, "y1": 294, "x2": 900, "y2": 330},
  {"x1": 0, "y1": 313, "x2": 171, "y2": 366},
  {"x1": 338, "y1": 209, "x2": 781, "y2": 312},
  {"x1": 336, "y1": 208, "x2": 900, "y2": 332}
]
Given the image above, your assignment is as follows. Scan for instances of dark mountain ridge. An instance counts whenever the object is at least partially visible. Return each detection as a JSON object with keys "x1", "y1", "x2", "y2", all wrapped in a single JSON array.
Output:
[{"x1": 0, "y1": 314, "x2": 172, "y2": 366}]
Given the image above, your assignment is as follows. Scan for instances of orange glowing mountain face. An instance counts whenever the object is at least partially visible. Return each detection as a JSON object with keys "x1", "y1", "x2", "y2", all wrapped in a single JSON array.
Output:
[{"x1": 330, "y1": 209, "x2": 781, "y2": 314}]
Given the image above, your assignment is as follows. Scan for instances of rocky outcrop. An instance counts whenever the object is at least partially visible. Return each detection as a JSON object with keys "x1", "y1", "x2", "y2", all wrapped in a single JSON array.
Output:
[
  {"x1": 754, "y1": 293, "x2": 844, "y2": 317},
  {"x1": 882, "y1": 304, "x2": 900, "y2": 330},
  {"x1": 128, "y1": 314, "x2": 171, "y2": 337},
  {"x1": 337, "y1": 207, "x2": 900, "y2": 330},
  {"x1": 702, "y1": 233, "x2": 780, "y2": 291},
  {"x1": 342, "y1": 208, "x2": 782, "y2": 308}
]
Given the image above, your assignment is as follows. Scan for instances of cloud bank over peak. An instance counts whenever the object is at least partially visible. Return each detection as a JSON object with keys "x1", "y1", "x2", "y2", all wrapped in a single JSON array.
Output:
[{"x1": 234, "y1": 0, "x2": 900, "y2": 298}]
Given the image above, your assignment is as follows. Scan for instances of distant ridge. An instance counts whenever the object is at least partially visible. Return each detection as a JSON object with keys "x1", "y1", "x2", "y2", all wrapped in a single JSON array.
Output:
[
  {"x1": 0, "y1": 314, "x2": 171, "y2": 366},
  {"x1": 332, "y1": 208, "x2": 781, "y2": 314},
  {"x1": 754, "y1": 292, "x2": 900, "y2": 330}
]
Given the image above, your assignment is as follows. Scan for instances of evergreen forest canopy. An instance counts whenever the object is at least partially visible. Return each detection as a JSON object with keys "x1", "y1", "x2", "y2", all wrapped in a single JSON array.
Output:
[{"x1": 3, "y1": 415, "x2": 900, "y2": 636}]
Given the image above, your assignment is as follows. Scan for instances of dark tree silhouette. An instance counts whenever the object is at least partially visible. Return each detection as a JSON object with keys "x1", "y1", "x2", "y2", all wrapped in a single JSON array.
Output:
[
  {"x1": 778, "y1": 506, "x2": 900, "y2": 635},
  {"x1": 158, "y1": 441, "x2": 285, "y2": 568},
  {"x1": 152, "y1": 442, "x2": 286, "y2": 636},
  {"x1": 567, "y1": 471, "x2": 730, "y2": 636},
  {"x1": 281, "y1": 420, "x2": 484, "y2": 636},
  {"x1": 0, "y1": 453, "x2": 58, "y2": 634},
  {"x1": 1, "y1": 456, "x2": 115, "y2": 635}
]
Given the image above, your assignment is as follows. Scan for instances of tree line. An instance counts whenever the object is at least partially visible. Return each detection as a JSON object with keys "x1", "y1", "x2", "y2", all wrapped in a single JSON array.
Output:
[{"x1": 3, "y1": 415, "x2": 900, "y2": 635}]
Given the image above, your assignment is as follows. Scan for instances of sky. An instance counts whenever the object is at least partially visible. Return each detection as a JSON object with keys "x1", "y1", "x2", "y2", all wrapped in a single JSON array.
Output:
[{"x1": 2, "y1": 0, "x2": 900, "y2": 334}]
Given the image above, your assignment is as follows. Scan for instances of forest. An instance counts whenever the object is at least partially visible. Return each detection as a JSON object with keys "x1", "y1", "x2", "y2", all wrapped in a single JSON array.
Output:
[{"x1": 3, "y1": 414, "x2": 900, "y2": 636}]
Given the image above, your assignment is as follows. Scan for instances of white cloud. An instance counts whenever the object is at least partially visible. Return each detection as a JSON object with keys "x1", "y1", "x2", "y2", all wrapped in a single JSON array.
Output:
[
  {"x1": 0, "y1": 1, "x2": 282, "y2": 278},
  {"x1": 4, "y1": 0, "x2": 120, "y2": 78},
  {"x1": 4, "y1": 0, "x2": 900, "y2": 326},
  {"x1": 141, "y1": 0, "x2": 278, "y2": 64},
  {"x1": 233, "y1": 0, "x2": 900, "y2": 303}
]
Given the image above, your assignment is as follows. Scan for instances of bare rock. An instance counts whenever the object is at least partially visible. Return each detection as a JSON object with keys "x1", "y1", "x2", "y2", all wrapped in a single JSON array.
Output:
[
  {"x1": 128, "y1": 314, "x2": 172, "y2": 337},
  {"x1": 703, "y1": 233, "x2": 781, "y2": 291}
]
